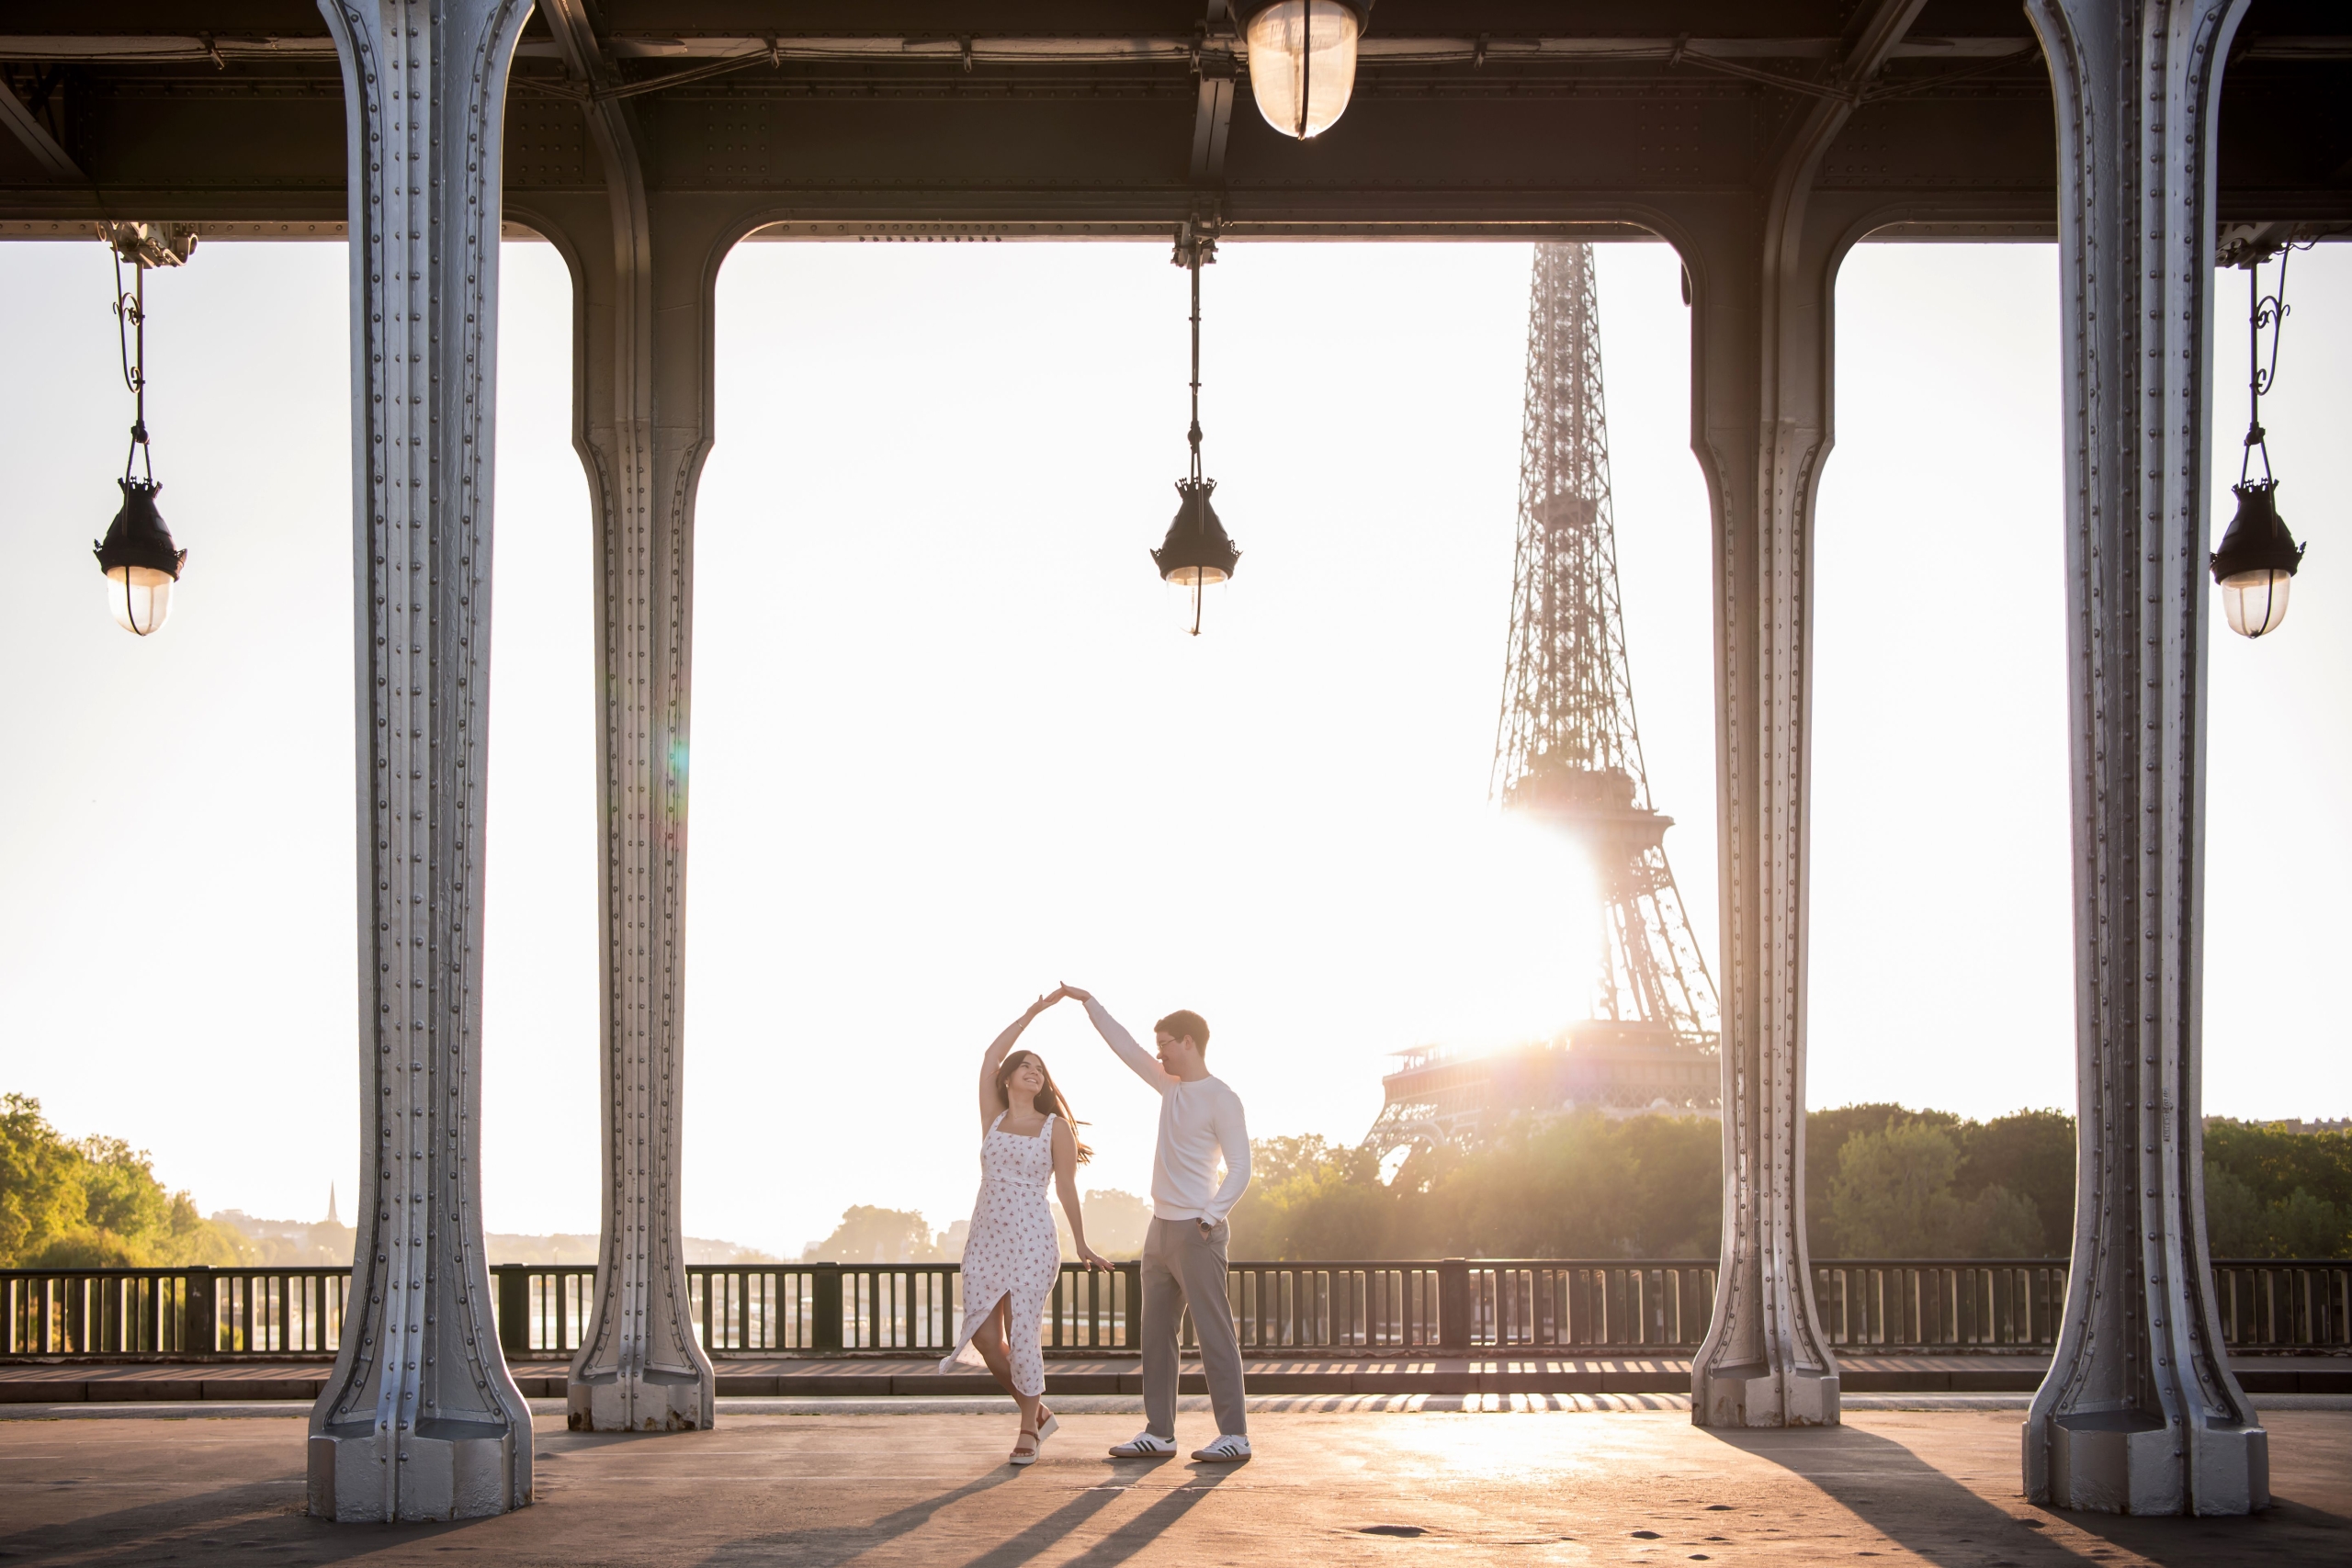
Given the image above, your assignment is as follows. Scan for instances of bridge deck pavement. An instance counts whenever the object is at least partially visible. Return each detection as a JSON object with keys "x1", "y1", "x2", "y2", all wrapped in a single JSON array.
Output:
[{"x1": 0, "y1": 1407, "x2": 2346, "y2": 1566}]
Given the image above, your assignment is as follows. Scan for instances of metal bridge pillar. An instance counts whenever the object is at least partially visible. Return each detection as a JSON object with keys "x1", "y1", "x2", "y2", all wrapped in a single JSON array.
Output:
[
  {"x1": 1680, "y1": 0, "x2": 1935, "y2": 1432},
  {"x1": 306, "y1": 0, "x2": 535, "y2": 1521},
  {"x1": 1679, "y1": 199, "x2": 1842, "y2": 1431},
  {"x1": 2021, "y1": 0, "x2": 2267, "y2": 1516},
  {"x1": 525, "y1": 0, "x2": 725, "y2": 1434}
]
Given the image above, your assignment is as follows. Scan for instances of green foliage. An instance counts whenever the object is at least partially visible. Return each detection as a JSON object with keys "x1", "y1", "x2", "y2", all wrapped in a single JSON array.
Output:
[
  {"x1": 1, "y1": 1093, "x2": 85, "y2": 1263},
  {"x1": 2203, "y1": 1166, "x2": 2268, "y2": 1256},
  {"x1": 1805, "y1": 1106, "x2": 2073, "y2": 1258},
  {"x1": 1235, "y1": 1103, "x2": 2081, "y2": 1263},
  {"x1": 1825, "y1": 1122, "x2": 2046, "y2": 1258},
  {"x1": 0, "y1": 1095, "x2": 247, "y2": 1268},
  {"x1": 2199, "y1": 1122, "x2": 2352, "y2": 1258},
  {"x1": 1227, "y1": 1112, "x2": 1723, "y2": 1261},
  {"x1": 1828, "y1": 1122, "x2": 1964, "y2": 1255},
  {"x1": 1954, "y1": 1109, "x2": 2076, "y2": 1255}
]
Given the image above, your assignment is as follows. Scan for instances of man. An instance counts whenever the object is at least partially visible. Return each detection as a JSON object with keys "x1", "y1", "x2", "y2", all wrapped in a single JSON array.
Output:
[{"x1": 1063, "y1": 987, "x2": 1251, "y2": 1462}]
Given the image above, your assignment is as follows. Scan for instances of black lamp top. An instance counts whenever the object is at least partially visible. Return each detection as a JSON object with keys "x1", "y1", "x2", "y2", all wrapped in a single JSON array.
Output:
[
  {"x1": 2211, "y1": 479, "x2": 2305, "y2": 583},
  {"x1": 94, "y1": 478, "x2": 187, "y2": 580},
  {"x1": 1152, "y1": 477, "x2": 1241, "y2": 581}
]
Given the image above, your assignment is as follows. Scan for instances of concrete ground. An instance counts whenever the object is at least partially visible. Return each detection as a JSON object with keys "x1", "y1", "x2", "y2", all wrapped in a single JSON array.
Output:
[{"x1": 0, "y1": 1401, "x2": 2346, "y2": 1566}]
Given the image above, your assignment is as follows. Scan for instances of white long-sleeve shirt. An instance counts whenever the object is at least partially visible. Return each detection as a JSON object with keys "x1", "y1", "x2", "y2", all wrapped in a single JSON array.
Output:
[{"x1": 1084, "y1": 998, "x2": 1251, "y2": 1224}]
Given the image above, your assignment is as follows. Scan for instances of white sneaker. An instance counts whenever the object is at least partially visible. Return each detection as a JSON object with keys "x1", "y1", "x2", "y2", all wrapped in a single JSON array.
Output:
[
  {"x1": 1191, "y1": 1433, "x2": 1251, "y2": 1462},
  {"x1": 1108, "y1": 1430, "x2": 1176, "y2": 1458}
]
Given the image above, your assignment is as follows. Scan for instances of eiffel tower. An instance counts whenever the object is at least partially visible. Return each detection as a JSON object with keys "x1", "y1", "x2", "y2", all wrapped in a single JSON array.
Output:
[{"x1": 1368, "y1": 243, "x2": 1720, "y2": 1156}]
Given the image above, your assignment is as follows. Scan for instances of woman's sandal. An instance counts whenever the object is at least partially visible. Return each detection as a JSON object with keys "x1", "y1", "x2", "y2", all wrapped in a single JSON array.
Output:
[
  {"x1": 1010, "y1": 1427, "x2": 1041, "y2": 1467},
  {"x1": 1035, "y1": 1407, "x2": 1060, "y2": 1442}
]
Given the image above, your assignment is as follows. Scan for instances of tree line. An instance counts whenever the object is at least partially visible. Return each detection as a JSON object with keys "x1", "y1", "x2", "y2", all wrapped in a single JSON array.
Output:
[
  {"x1": 8, "y1": 1089, "x2": 2346, "y2": 1269},
  {"x1": 1223, "y1": 1104, "x2": 2350, "y2": 1261},
  {"x1": 0, "y1": 1095, "x2": 244, "y2": 1267}
]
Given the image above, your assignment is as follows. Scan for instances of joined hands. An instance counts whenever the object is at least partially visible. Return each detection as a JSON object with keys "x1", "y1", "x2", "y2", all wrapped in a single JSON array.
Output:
[{"x1": 1024, "y1": 984, "x2": 1091, "y2": 1016}]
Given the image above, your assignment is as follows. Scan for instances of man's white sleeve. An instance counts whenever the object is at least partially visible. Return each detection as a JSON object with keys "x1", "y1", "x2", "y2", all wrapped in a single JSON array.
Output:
[
  {"x1": 1084, "y1": 998, "x2": 1172, "y2": 1092},
  {"x1": 1205, "y1": 1088, "x2": 1252, "y2": 1224}
]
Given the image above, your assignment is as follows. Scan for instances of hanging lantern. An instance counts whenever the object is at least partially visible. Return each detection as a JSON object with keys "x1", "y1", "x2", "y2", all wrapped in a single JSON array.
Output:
[
  {"x1": 1156, "y1": 220, "x2": 1240, "y2": 637},
  {"x1": 2211, "y1": 480, "x2": 2303, "y2": 639},
  {"x1": 1240, "y1": 0, "x2": 1371, "y2": 141},
  {"x1": 1154, "y1": 479, "x2": 1241, "y2": 637},
  {"x1": 92, "y1": 221, "x2": 194, "y2": 637},
  {"x1": 95, "y1": 479, "x2": 187, "y2": 637},
  {"x1": 2212, "y1": 244, "x2": 2308, "y2": 640}
]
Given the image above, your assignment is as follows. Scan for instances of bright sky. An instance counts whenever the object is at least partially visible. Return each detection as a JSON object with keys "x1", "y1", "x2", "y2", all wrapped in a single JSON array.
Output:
[{"x1": 1, "y1": 237, "x2": 2344, "y2": 1258}]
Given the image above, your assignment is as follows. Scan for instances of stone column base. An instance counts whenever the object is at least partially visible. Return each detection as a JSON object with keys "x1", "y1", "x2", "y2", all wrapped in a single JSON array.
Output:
[
  {"x1": 307, "y1": 1421, "x2": 525, "y2": 1521},
  {"x1": 568, "y1": 1369, "x2": 710, "y2": 1432},
  {"x1": 2031, "y1": 1411, "x2": 2268, "y2": 1516},
  {"x1": 1693, "y1": 1364, "x2": 1840, "y2": 1428}
]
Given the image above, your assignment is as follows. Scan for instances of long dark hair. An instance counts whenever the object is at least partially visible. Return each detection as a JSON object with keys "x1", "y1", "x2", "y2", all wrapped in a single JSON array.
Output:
[{"x1": 996, "y1": 1050, "x2": 1092, "y2": 1164}]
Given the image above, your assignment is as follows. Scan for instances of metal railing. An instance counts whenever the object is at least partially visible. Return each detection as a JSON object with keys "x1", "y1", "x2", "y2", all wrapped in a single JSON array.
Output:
[
  {"x1": 1809, "y1": 1261, "x2": 2067, "y2": 1351},
  {"x1": 6, "y1": 1258, "x2": 2345, "y2": 1360},
  {"x1": 2, "y1": 1266, "x2": 347, "y2": 1359},
  {"x1": 1207, "y1": 1261, "x2": 1716, "y2": 1352}
]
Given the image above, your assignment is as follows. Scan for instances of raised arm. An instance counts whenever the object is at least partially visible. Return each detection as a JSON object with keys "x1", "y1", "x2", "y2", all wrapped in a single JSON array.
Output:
[
  {"x1": 1204, "y1": 1088, "x2": 1252, "y2": 1225},
  {"x1": 978, "y1": 993, "x2": 1056, "y2": 1132},
  {"x1": 1066, "y1": 988, "x2": 1175, "y2": 1093}
]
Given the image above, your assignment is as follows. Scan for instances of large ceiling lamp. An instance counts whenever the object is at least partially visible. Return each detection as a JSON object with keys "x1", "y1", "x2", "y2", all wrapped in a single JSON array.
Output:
[
  {"x1": 1240, "y1": 1, "x2": 1372, "y2": 141},
  {"x1": 2211, "y1": 244, "x2": 2309, "y2": 639},
  {"x1": 1153, "y1": 220, "x2": 1240, "y2": 637},
  {"x1": 92, "y1": 222, "x2": 197, "y2": 637}
]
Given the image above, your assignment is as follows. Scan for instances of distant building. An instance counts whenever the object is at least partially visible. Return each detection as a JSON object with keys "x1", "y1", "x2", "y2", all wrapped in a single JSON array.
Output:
[
  {"x1": 2205, "y1": 1116, "x2": 2350, "y2": 1136},
  {"x1": 1364, "y1": 1023, "x2": 1720, "y2": 1156},
  {"x1": 1370, "y1": 240, "x2": 1724, "y2": 1166}
]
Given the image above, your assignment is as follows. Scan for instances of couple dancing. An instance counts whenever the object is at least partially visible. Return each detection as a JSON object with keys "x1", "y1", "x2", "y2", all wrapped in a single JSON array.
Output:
[{"x1": 941, "y1": 986, "x2": 1251, "y2": 1468}]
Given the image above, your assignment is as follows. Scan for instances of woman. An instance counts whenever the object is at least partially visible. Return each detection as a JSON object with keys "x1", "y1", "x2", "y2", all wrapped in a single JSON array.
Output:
[{"x1": 943, "y1": 988, "x2": 1110, "y2": 1465}]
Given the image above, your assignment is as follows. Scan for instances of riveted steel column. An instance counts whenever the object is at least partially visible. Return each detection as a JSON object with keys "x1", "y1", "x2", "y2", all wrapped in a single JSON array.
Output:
[
  {"x1": 306, "y1": 0, "x2": 533, "y2": 1522},
  {"x1": 1679, "y1": 188, "x2": 1844, "y2": 1430},
  {"x1": 1684, "y1": 0, "x2": 1931, "y2": 1433},
  {"x1": 2021, "y1": 0, "x2": 2266, "y2": 1516},
  {"x1": 537, "y1": 0, "x2": 718, "y2": 1433}
]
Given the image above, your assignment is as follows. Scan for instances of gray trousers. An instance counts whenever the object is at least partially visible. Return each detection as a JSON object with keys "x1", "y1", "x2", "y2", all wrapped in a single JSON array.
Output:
[{"x1": 1140, "y1": 1216, "x2": 1246, "y2": 1438}]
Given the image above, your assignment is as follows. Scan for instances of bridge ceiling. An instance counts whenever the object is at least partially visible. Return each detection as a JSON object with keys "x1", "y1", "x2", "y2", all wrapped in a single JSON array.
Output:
[{"x1": 0, "y1": 0, "x2": 2344, "y2": 238}]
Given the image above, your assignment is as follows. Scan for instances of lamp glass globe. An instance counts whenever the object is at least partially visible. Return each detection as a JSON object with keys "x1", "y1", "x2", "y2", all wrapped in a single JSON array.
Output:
[
  {"x1": 1165, "y1": 565, "x2": 1229, "y2": 637},
  {"x1": 2219, "y1": 569, "x2": 2291, "y2": 638},
  {"x1": 1245, "y1": 1, "x2": 1361, "y2": 140},
  {"x1": 105, "y1": 563, "x2": 175, "y2": 637}
]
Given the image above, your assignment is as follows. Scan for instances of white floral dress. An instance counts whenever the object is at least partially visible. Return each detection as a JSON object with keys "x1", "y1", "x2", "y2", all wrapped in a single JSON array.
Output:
[{"x1": 942, "y1": 1111, "x2": 1060, "y2": 1396}]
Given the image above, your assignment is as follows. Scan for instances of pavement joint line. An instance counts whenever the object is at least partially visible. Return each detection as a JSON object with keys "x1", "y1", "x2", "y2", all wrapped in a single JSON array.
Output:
[{"x1": 8, "y1": 1393, "x2": 2350, "y2": 1420}]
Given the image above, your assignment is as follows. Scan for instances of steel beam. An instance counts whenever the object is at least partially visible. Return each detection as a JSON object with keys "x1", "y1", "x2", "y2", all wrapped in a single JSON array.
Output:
[
  {"x1": 0, "y1": 32, "x2": 2047, "y2": 66},
  {"x1": 304, "y1": 0, "x2": 535, "y2": 1523},
  {"x1": 532, "y1": 0, "x2": 718, "y2": 1434},
  {"x1": 1191, "y1": 51, "x2": 1238, "y2": 186},
  {"x1": 2020, "y1": 0, "x2": 2267, "y2": 1515},
  {"x1": 1685, "y1": 0, "x2": 1931, "y2": 1432},
  {"x1": 0, "y1": 69, "x2": 83, "y2": 182}
]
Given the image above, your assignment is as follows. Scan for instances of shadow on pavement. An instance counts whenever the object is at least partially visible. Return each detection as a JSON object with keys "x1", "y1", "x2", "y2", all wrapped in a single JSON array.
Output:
[
  {"x1": 2060, "y1": 1495, "x2": 2352, "y2": 1565},
  {"x1": 1055, "y1": 1466, "x2": 1237, "y2": 1568},
  {"x1": 696, "y1": 1467, "x2": 1033, "y2": 1567},
  {"x1": 0, "y1": 1476, "x2": 506, "y2": 1567},
  {"x1": 1702, "y1": 1422, "x2": 2350, "y2": 1568},
  {"x1": 694, "y1": 1454, "x2": 1238, "y2": 1568}
]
